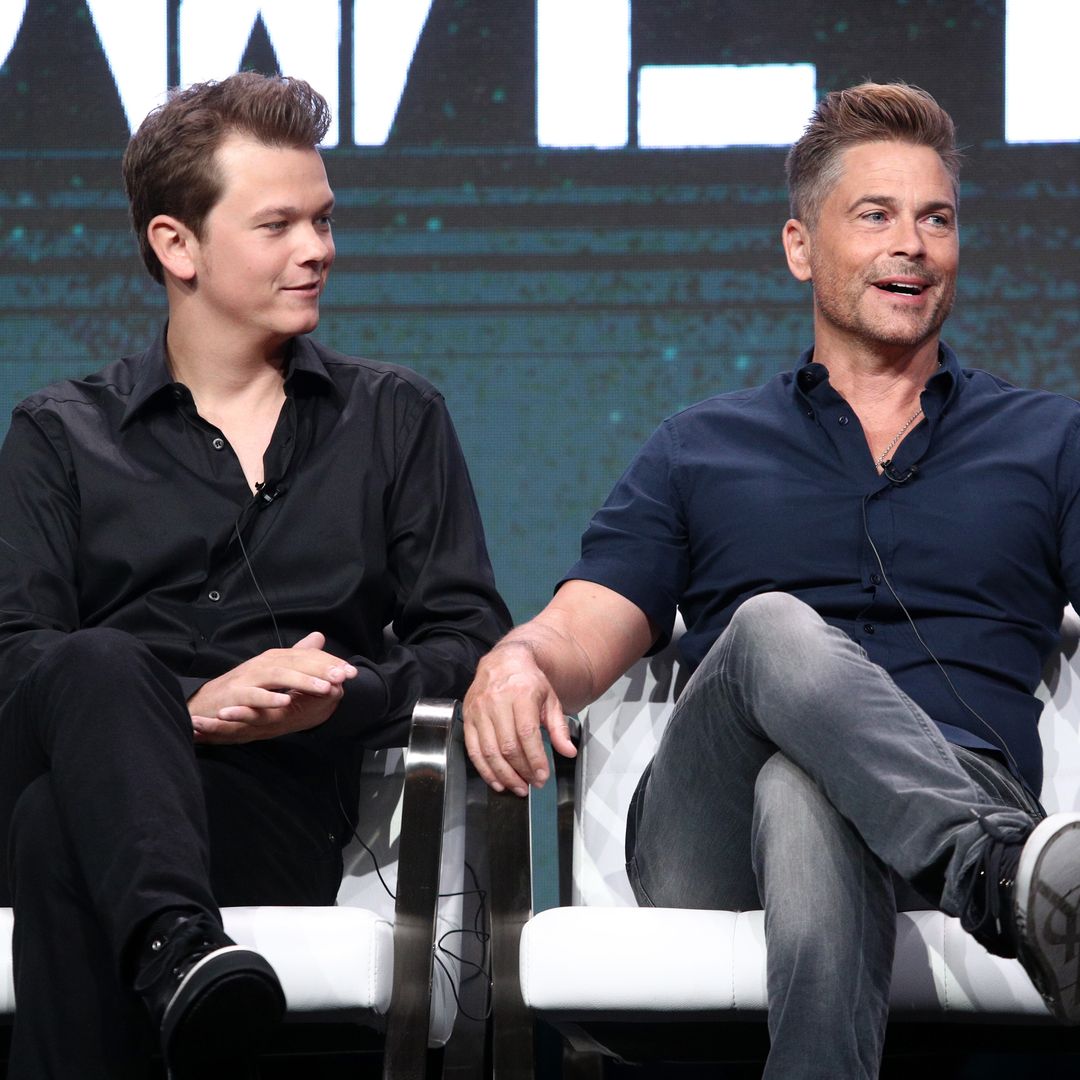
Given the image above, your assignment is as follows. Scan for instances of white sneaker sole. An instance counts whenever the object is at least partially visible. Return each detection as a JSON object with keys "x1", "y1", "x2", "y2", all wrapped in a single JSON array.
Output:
[
  {"x1": 161, "y1": 945, "x2": 284, "y2": 1064},
  {"x1": 1014, "y1": 811, "x2": 1080, "y2": 1024}
]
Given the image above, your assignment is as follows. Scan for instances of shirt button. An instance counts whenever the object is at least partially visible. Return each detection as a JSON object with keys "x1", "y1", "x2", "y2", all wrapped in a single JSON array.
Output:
[
  {"x1": 863, "y1": 623, "x2": 875, "y2": 634},
  {"x1": 208, "y1": 590, "x2": 221, "y2": 602},
  {"x1": 871, "y1": 573, "x2": 882, "y2": 585},
  {"x1": 171, "y1": 388, "x2": 183, "y2": 401},
  {"x1": 211, "y1": 437, "x2": 225, "y2": 451},
  {"x1": 838, "y1": 415, "x2": 849, "y2": 426}
]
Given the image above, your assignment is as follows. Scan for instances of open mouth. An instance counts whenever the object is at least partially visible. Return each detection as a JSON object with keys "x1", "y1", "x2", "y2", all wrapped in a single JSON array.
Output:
[{"x1": 873, "y1": 281, "x2": 927, "y2": 296}]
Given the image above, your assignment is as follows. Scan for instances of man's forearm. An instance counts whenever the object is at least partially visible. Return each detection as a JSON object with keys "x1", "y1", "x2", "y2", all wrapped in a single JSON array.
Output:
[{"x1": 485, "y1": 615, "x2": 600, "y2": 716}]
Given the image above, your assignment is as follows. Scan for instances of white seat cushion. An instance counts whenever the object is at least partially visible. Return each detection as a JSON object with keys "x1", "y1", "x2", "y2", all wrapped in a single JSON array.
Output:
[
  {"x1": 0, "y1": 909, "x2": 11, "y2": 1015},
  {"x1": 522, "y1": 908, "x2": 767, "y2": 1013},
  {"x1": 520, "y1": 609, "x2": 1080, "y2": 1027},
  {"x1": 522, "y1": 906, "x2": 1049, "y2": 1019},
  {"x1": 223, "y1": 905, "x2": 394, "y2": 1018},
  {"x1": 0, "y1": 740, "x2": 465, "y2": 1048}
]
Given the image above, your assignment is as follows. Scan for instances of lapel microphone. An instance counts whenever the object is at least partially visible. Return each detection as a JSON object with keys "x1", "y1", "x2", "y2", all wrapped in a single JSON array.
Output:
[
  {"x1": 882, "y1": 461, "x2": 919, "y2": 485},
  {"x1": 254, "y1": 481, "x2": 284, "y2": 506}
]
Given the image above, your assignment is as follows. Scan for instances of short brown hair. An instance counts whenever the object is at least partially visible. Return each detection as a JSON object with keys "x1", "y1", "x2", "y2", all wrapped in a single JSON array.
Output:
[
  {"x1": 785, "y1": 82, "x2": 961, "y2": 226},
  {"x1": 122, "y1": 72, "x2": 331, "y2": 283}
]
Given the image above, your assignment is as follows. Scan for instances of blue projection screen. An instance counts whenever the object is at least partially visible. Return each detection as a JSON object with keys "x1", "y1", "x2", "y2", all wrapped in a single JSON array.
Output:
[{"x1": 1, "y1": 0, "x2": 1078, "y2": 623}]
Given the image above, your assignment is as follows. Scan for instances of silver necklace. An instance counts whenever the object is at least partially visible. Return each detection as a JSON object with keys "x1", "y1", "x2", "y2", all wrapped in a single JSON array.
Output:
[{"x1": 875, "y1": 407, "x2": 923, "y2": 468}]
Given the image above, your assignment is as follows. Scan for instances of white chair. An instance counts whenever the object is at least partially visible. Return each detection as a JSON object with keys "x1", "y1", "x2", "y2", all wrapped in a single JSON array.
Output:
[
  {"x1": 490, "y1": 609, "x2": 1080, "y2": 1076},
  {"x1": 0, "y1": 699, "x2": 470, "y2": 1080}
]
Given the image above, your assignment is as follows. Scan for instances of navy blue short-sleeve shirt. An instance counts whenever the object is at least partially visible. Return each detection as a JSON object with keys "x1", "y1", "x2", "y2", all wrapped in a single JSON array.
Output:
[{"x1": 562, "y1": 344, "x2": 1080, "y2": 796}]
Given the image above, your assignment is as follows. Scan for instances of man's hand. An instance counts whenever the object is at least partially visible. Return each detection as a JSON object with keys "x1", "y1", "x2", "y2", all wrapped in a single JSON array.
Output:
[
  {"x1": 463, "y1": 583, "x2": 656, "y2": 797},
  {"x1": 189, "y1": 631, "x2": 357, "y2": 744},
  {"x1": 463, "y1": 640, "x2": 576, "y2": 797}
]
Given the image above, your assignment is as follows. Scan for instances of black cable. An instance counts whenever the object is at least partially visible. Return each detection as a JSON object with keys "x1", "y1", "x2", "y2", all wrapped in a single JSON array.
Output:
[
  {"x1": 334, "y1": 769, "x2": 493, "y2": 1017},
  {"x1": 434, "y1": 943, "x2": 492, "y2": 1023},
  {"x1": 860, "y1": 493, "x2": 1027, "y2": 785},
  {"x1": 234, "y1": 497, "x2": 494, "y2": 1015},
  {"x1": 344, "y1": 816, "x2": 400, "y2": 901},
  {"x1": 233, "y1": 518, "x2": 283, "y2": 649},
  {"x1": 465, "y1": 859, "x2": 491, "y2": 985},
  {"x1": 434, "y1": 862, "x2": 492, "y2": 1022},
  {"x1": 335, "y1": 764, "x2": 400, "y2": 900}
]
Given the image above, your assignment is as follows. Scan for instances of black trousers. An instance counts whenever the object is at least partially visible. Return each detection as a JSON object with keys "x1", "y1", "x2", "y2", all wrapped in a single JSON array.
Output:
[{"x1": 0, "y1": 629, "x2": 344, "y2": 1079}]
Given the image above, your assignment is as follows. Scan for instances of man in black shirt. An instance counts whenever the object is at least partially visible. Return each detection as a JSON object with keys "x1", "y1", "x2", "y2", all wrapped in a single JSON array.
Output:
[{"x1": 0, "y1": 72, "x2": 509, "y2": 1078}]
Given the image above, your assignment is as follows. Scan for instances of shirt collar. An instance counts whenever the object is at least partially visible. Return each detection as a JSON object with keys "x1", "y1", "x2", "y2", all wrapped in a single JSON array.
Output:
[
  {"x1": 120, "y1": 326, "x2": 175, "y2": 427},
  {"x1": 120, "y1": 327, "x2": 338, "y2": 428},
  {"x1": 925, "y1": 342, "x2": 961, "y2": 417},
  {"x1": 285, "y1": 334, "x2": 339, "y2": 399},
  {"x1": 793, "y1": 341, "x2": 961, "y2": 418}
]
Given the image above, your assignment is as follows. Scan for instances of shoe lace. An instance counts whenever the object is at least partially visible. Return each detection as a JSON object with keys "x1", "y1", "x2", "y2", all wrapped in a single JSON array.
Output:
[
  {"x1": 959, "y1": 814, "x2": 1023, "y2": 959},
  {"x1": 144, "y1": 914, "x2": 221, "y2": 985}
]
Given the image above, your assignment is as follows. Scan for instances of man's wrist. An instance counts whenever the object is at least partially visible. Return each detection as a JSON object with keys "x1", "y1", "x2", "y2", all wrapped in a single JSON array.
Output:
[
  {"x1": 491, "y1": 638, "x2": 543, "y2": 663},
  {"x1": 493, "y1": 637, "x2": 536, "y2": 653}
]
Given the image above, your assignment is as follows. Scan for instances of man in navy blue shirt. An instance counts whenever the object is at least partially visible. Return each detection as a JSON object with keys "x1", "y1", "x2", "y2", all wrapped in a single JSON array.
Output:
[{"x1": 465, "y1": 83, "x2": 1080, "y2": 1077}]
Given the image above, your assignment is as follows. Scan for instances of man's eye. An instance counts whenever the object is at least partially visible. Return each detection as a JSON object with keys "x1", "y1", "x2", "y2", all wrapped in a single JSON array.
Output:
[
  {"x1": 862, "y1": 210, "x2": 887, "y2": 223},
  {"x1": 317, "y1": 215, "x2": 334, "y2": 228},
  {"x1": 925, "y1": 214, "x2": 951, "y2": 228},
  {"x1": 262, "y1": 221, "x2": 287, "y2": 232}
]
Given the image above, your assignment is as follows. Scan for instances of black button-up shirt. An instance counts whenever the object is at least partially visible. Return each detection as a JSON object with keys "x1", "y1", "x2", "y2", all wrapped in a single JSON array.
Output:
[
  {"x1": 564, "y1": 344, "x2": 1080, "y2": 796},
  {"x1": 0, "y1": 329, "x2": 510, "y2": 823}
]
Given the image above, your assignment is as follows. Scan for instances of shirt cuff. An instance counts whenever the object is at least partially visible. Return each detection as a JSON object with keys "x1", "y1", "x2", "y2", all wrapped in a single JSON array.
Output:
[
  {"x1": 176, "y1": 674, "x2": 210, "y2": 703},
  {"x1": 305, "y1": 660, "x2": 390, "y2": 740}
]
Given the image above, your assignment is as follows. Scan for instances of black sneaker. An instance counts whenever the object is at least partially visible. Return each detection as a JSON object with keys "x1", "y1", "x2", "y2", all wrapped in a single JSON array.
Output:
[
  {"x1": 133, "y1": 911, "x2": 286, "y2": 1069},
  {"x1": 960, "y1": 812, "x2": 1080, "y2": 1023}
]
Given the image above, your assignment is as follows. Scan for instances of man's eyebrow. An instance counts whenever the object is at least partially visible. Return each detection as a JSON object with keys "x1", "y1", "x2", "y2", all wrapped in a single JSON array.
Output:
[
  {"x1": 848, "y1": 194, "x2": 897, "y2": 212},
  {"x1": 250, "y1": 198, "x2": 336, "y2": 220},
  {"x1": 846, "y1": 194, "x2": 956, "y2": 214}
]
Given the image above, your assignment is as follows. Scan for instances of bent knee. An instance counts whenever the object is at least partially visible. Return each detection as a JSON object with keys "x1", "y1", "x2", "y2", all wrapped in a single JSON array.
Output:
[
  {"x1": 45, "y1": 627, "x2": 152, "y2": 670},
  {"x1": 32, "y1": 628, "x2": 167, "y2": 693},
  {"x1": 725, "y1": 592, "x2": 855, "y2": 682},
  {"x1": 728, "y1": 592, "x2": 818, "y2": 642},
  {"x1": 25, "y1": 628, "x2": 182, "y2": 712}
]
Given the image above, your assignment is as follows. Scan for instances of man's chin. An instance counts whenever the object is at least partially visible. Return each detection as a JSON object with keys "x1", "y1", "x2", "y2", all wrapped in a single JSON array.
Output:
[
  {"x1": 280, "y1": 311, "x2": 321, "y2": 337},
  {"x1": 861, "y1": 306, "x2": 952, "y2": 351}
]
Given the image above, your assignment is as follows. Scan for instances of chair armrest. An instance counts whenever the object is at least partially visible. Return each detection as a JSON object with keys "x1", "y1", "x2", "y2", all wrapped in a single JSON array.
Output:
[
  {"x1": 488, "y1": 780, "x2": 533, "y2": 1080},
  {"x1": 383, "y1": 698, "x2": 464, "y2": 1080},
  {"x1": 487, "y1": 717, "x2": 581, "y2": 1079},
  {"x1": 554, "y1": 717, "x2": 581, "y2": 908}
]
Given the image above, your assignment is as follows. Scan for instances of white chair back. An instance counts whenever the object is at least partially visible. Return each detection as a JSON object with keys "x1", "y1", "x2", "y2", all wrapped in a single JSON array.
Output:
[
  {"x1": 339, "y1": 745, "x2": 466, "y2": 1043},
  {"x1": 573, "y1": 608, "x2": 1080, "y2": 907}
]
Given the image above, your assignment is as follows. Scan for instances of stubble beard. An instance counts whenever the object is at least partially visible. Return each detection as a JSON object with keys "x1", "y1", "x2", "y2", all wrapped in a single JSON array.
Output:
[{"x1": 813, "y1": 268, "x2": 957, "y2": 352}]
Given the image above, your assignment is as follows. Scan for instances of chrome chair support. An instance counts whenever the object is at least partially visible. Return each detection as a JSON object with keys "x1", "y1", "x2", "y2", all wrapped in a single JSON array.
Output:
[{"x1": 383, "y1": 699, "x2": 463, "y2": 1080}]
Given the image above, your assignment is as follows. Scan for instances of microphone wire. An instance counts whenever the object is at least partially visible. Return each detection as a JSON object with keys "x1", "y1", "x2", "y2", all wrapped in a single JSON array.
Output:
[
  {"x1": 860, "y1": 491, "x2": 1028, "y2": 789},
  {"x1": 233, "y1": 517, "x2": 283, "y2": 649}
]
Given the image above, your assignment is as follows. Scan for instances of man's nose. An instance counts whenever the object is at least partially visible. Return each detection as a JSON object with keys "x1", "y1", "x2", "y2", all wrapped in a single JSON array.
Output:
[{"x1": 888, "y1": 216, "x2": 926, "y2": 259}]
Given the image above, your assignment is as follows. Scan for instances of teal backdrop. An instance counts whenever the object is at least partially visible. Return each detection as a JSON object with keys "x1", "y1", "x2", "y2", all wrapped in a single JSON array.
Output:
[{"x1": 1, "y1": 0, "x2": 1078, "y2": 910}]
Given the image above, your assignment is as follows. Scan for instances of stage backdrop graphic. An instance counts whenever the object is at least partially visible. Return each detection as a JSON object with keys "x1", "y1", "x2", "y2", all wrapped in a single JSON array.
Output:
[{"x1": 2, "y1": 0, "x2": 1079, "y2": 905}]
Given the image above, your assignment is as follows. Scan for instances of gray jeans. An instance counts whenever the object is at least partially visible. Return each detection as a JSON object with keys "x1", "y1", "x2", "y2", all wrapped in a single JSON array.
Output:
[{"x1": 626, "y1": 592, "x2": 1043, "y2": 1080}]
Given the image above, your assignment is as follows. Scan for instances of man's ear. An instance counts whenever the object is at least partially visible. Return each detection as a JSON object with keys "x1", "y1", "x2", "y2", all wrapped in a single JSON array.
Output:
[
  {"x1": 147, "y1": 214, "x2": 198, "y2": 283},
  {"x1": 782, "y1": 218, "x2": 813, "y2": 283}
]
